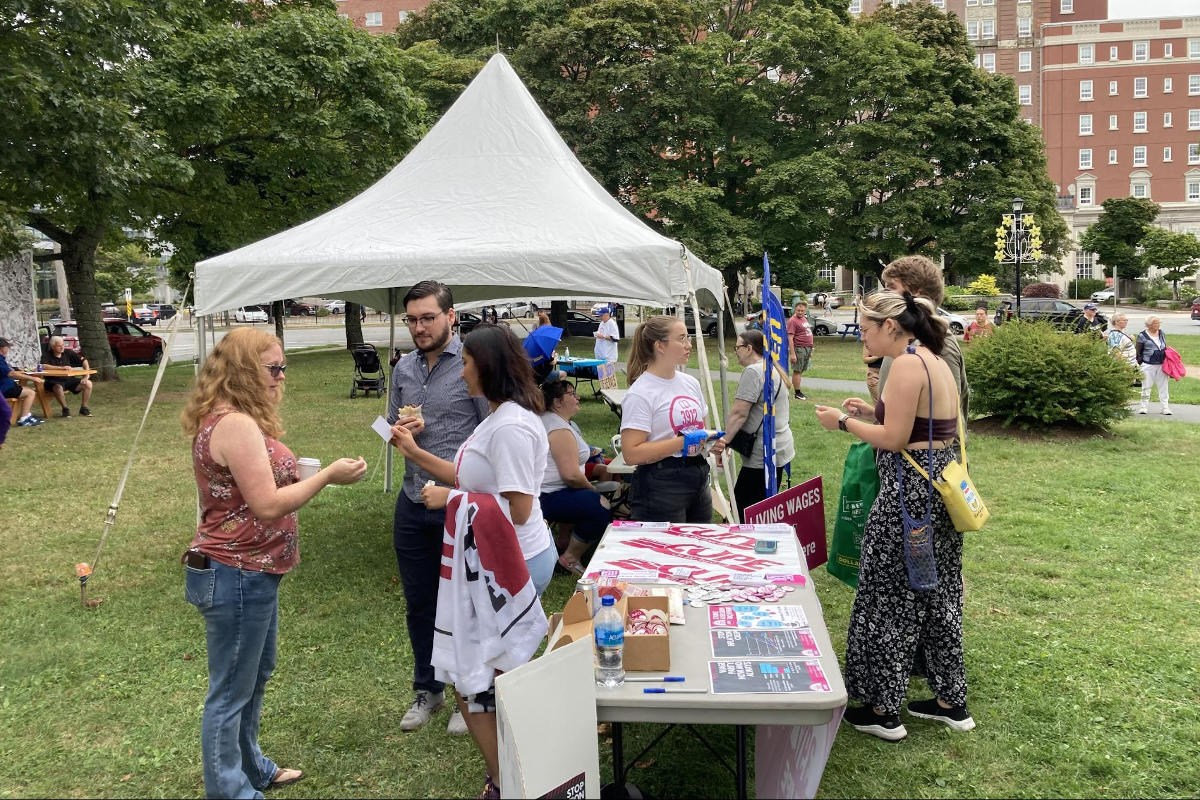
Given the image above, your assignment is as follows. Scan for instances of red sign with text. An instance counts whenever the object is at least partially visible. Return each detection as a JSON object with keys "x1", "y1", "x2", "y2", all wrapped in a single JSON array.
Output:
[{"x1": 743, "y1": 476, "x2": 827, "y2": 570}]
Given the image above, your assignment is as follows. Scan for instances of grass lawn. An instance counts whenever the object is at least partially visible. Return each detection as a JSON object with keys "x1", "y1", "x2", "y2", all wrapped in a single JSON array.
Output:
[{"x1": 1, "y1": 348, "x2": 1198, "y2": 798}]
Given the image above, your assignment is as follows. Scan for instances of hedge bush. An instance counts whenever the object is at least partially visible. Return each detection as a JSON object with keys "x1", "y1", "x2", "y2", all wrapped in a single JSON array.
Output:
[
  {"x1": 1022, "y1": 282, "x2": 1060, "y2": 298},
  {"x1": 1068, "y1": 278, "x2": 1106, "y2": 299},
  {"x1": 965, "y1": 321, "x2": 1135, "y2": 429}
]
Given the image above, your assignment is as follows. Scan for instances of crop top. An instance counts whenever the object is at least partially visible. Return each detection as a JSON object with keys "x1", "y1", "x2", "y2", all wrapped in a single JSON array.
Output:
[{"x1": 874, "y1": 399, "x2": 957, "y2": 442}]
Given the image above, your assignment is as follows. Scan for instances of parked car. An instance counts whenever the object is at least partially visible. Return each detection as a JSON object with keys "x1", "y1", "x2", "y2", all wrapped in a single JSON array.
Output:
[
  {"x1": 563, "y1": 310, "x2": 601, "y2": 337},
  {"x1": 808, "y1": 313, "x2": 836, "y2": 336},
  {"x1": 147, "y1": 303, "x2": 177, "y2": 320},
  {"x1": 455, "y1": 310, "x2": 483, "y2": 335},
  {"x1": 284, "y1": 299, "x2": 316, "y2": 316},
  {"x1": 994, "y1": 298, "x2": 1106, "y2": 329},
  {"x1": 234, "y1": 306, "x2": 269, "y2": 323},
  {"x1": 324, "y1": 300, "x2": 346, "y2": 314},
  {"x1": 936, "y1": 307, "x2": 967, "y2": 335},
  {"x1": 132, "y1": 306, "x2": 159, "y2": 325},
  {"x1": 1090, "y1": 289, "x2": 1116, "y2": 302},
  {"x1": 499, "y1": 302, "x2": 533, "y2": 319},
  {"x1": 1191, "y1": 297, "x2": 1200, "y2": 321},
  {"x1": 810, "y1": 293, "x2": 843, "y2": 309},
  {"x1": 101, "y1": 302, "x2": 121, "y2": 318},
  {"x1": 46, "y1": 319, "x2": 164, "y2": 365}
]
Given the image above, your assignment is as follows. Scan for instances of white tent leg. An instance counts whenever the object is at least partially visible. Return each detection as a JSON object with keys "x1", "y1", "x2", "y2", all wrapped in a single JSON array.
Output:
[
  {"x1": 681, "y1": 250, "x2": 735, "y2": 523},
  {"x1": 385, "y1": 288, "x2": 396, "y2": 493}
]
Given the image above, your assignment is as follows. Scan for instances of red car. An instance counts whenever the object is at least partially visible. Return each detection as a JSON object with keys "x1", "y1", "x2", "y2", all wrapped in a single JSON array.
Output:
[
  {"x1": 1191, "y1": 297, "x2": 1199, "y2": 321},
  {"x1": 42, "y1": 318, "x2": 165, "y2": 366}
]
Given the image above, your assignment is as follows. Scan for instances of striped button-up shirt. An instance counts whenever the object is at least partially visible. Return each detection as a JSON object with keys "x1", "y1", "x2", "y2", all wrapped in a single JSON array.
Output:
[{"x1": 388, "y1": 335, "x2": 490, "y2": 502}]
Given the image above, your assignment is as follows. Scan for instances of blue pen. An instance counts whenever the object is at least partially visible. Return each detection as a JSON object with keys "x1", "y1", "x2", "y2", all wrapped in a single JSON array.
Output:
[
  {"x1": 623, "y1": 676, "x2": 685, "y2": 683},
  {"x1": 643, "y1": 687, "x2": 708, "y2": 694}
]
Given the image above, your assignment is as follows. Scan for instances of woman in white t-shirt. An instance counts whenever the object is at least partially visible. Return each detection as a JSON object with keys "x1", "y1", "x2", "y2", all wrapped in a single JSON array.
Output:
[
  {"x1": 539, "y1": 376, "x2": 613, "y2": 574},
  {"x1": 389, "y1": 324, "x2": 553, "y2": 798},
  {"x1": 620, "y1": 315, "x2": 724, "y2": 522}
]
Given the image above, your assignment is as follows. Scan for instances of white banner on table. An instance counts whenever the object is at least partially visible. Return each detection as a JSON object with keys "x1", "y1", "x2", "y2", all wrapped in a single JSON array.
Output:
[{"x1": 586, "y1": 523, "x2": 807, "y2": 585}]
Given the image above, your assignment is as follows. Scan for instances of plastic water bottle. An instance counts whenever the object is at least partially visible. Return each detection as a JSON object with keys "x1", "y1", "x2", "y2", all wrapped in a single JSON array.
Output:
[
  {"x1": 594, "y1": 595, "x2": 625, "y2": 687},
  {"x1": 564, "y1": 346, "x2": 571, "y2": 359}
]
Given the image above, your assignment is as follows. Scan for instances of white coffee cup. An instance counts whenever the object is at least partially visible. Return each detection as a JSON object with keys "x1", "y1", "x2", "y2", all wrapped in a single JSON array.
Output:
[{"x1": 297, "y1": 457, "x2": 321, "y2": 481}]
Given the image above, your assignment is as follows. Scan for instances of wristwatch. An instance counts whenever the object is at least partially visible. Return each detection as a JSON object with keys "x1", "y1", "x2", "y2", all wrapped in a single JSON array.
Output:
[{"x1": 838, "y1": 413, "x2": 849, "y2": 431}]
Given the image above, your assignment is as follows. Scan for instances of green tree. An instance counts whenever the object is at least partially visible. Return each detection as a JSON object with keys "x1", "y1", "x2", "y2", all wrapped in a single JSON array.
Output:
[
  {"x1": 1077, "y1": 197, "x2": 1160, "y2": 282},
  {"x1": 1140, "y1": 227, "x2": 1200, "y2": 300},
  {"x1": 93, "y1": 240, "x2": 158, "y2": 304}
]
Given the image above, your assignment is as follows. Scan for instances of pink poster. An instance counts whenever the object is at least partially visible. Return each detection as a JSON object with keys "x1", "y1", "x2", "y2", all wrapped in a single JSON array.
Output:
[{"x1": 743, "y1": 476, "x2": 827, "y2": 570}]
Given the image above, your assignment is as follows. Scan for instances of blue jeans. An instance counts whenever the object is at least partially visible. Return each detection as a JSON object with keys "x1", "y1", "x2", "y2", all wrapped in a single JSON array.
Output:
[
  {"x1": 526, "y1": 544, "x2": 555, "y2": 597},
  {"x1": 186, "y1": 561, "x2": 284, "y2": 799},
  {"x1": 540, "y1": 488, "x2": 611, "y2": 544}
]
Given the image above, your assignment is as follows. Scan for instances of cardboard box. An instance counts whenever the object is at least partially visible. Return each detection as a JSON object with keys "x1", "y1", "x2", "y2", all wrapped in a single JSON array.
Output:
[
  {"x1": 548, "y1": 592, "x2": 671, "y2": 672},
  {"x1": 622, "y1": 596, "x2": 671, "y2": 672}
]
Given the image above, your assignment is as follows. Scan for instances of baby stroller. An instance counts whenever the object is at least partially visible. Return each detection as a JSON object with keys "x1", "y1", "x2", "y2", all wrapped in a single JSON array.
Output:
[{"x1": 350, "y1": 343, "x2": 388, "y2": 399}]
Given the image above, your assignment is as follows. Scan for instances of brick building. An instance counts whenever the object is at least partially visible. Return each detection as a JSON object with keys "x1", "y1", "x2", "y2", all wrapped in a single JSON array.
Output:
[
  {"x1": 334, "y1": 0, "x2": 430, "y2": 33},
  {"x1": 853, "y1": 0, "x2": 1200, "y2": 295}
]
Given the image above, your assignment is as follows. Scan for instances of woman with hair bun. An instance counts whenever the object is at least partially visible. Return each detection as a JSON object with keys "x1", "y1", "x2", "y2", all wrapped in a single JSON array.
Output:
[
  {"x1": 814, "y1": 291, "x2": 974, "y2": 742},
  {"x1": 620, "y1": 315, "x2": 724, "y2": 522}
]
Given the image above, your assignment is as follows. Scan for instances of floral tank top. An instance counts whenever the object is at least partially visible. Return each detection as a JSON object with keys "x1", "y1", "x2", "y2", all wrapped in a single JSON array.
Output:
[{"x1": 188, "y1": 410, "x2": 300, "y2": 573}]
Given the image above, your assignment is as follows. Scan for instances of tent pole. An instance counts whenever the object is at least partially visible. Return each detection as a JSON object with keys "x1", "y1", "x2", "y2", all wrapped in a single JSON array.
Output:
[
  {"x1": 385, "y1": 288, "x2": 397, "y2": 493},
  {"x1": 680, "y1": 250, "x2": 736, "y2": 523},
  {"x1": 716, "y1": 294, "x2": 729, "y2": 423}
]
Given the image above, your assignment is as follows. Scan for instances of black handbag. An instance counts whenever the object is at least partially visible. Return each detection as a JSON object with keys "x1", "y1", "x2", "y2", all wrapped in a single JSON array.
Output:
[{"x1": 728, "y1": 423, "x2": 761, "y2": 457}]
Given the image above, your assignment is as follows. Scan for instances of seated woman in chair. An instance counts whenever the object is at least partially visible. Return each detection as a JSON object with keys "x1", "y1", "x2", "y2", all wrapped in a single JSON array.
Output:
[{"x1": 538, "y1": 375, "x2": 613, "y2": 574}]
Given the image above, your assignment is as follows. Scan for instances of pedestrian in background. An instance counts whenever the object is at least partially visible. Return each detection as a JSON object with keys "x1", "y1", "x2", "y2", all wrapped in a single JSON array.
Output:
[
  {"x1": 1106, "y1": 313, "x2": 1137, "y2": 372},
  {"x1": 1072, "y1": 302, "x2": 1106, "y2": 335},
  {"x1": 963, "y1": 307, "x2": 994, "y2": 342},
  {"x1": 1136, "y1": 315, "x2": 1171, "y2": 415},
  {"x1": 786, "y1": 301, "x2": 813, "y2": 401}
]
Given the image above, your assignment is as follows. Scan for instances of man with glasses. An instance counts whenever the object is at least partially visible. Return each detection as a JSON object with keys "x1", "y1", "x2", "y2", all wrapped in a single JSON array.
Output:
[{"x1": 387, "y1": 281, "x2": 489, "y2": 736}]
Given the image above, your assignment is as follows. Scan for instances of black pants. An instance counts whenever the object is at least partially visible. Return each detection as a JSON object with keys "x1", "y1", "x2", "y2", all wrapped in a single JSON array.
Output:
[
  {"x1": 733, "y1": 466, "x2": 786, "y2": 516},
  {"x1": 630, "y1": 457, "x2": 711, "y2": 523},
  {"x1": 393, "y1": 491, "x2": 447, "y2": 694}
]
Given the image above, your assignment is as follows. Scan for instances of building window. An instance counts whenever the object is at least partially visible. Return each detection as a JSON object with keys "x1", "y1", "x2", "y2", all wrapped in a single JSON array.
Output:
[
  {"x1": 1079, "y1": 80, "x2": 1093, "y2": 101},
  {"x1": 364, "y1": 11, "x2": 382, "y2": 26},
  {"x1": 982, "y1": 53, "x2": 996, "y2": 73},
  {"x1": 1190, "y1": 39, "x2": 1200, "y2": 59},
  {"x1": 982, "y1": 0, "x2": 994, "y2": 5},
  {"x1": 1017, "y1": 17, "x2": 1031, "y2": 37},
  {"x1": 1132, "y1": 182, "x2": 1149, "y2": 199},
  {"x1": 849, "y1": 0, "x2": 862, "y2": 12},
  {"x1": 398, "y1": 10, "x2": 409, "y2": 22},
  {"x1": 931, "y1": 0, "x2": 944, "y2": 8},
  {"x1": 1164, "y1": 111, "x2": 1173, "y2": 127},
  {"x1": 1078, "y1": 186, "x2": 1093, "y2": 206},
  {"x1": 1079, "y1": 44, "x2": 1094, "y2": 65},
  {"x1": 1190, "y1": 75, "x2": 1200, "y2": 95},
  {"x1": 1109, "y1": 149, "x2": 1118, "y2": 165},
  {"x1": 1110, "y1": 45, "x2": 1119, "y2": 62},
  {"x1": 981, "y1": 20, "x2": 995, "y2": 39},
  {"x1": 967, "y1": 21, "x2": 978, "y2": 40},
  {"x1": 1134, "y1": 42, "x2": 1149, "y2": 62},
  {"x1": 1019, "y1": 51, "x2": 1032, "y2": 72},
  {"x1": 1079, "y1": 149, "x2": 1092, "y2": 169},
  {"x1": 1165, "y1": 77, "x2": 1173, "y2": 93},
  {"x1": 1164, "y1": 147, "x2": 1173, "y2": 162},
  {"x1": 1191, "y1": 143, "x2": 1200, "y2": 164},
  {"x1": 1108, "y1": 114, "x2": 1118, "y2": 130},
  {"x1": 1075, "y1": 251, "x2": 1095, "y2": 280},
  {"x1": 1191, "y1": 109, "x2": 1200, "y2": 130},
  {"x1": 1134, "y1": 111, "x2": 1147, "y2": 133},
  {"x1": 1061, "y1": 0, "x2": 1073, "y2": 12},
  {"x1": 1134, "y1": 77, "x2": 1147, "y2": 98},
  {"x1": 1019, "y1": 85, "x2": 1032, "y2": 105},
  {"x1": 1188, "y1": 180, "x2": 1200, "y2": 202},
  {"x1": 1079, "y1": 114, "x2": 1093, "y2": 135},
  {"x1": 1133, "y1": 146, "x2": 1147, "y2": 166},
  {"x1": 337, "y1": 12, "x2": 349, "y2": 19},
  {"x1": 1164, "y1": 43, "x2": 1173, "y2": 59},
  {"x1": 1109, "y1": 80, "x2": 1118, "y2": 96}
]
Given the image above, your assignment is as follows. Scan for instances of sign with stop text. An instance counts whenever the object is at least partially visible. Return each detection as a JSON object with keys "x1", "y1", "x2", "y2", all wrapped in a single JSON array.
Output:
[{"x1": 744, "y1": 476, "x2": 827, "y2": 571}]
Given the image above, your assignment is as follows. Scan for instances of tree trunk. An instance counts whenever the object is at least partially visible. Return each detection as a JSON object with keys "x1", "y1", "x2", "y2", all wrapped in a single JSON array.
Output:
[
  {"x1": 344, "y1": 302, "x2": 363, "y2": 348},
  {"x1": 58, "y1": 225, "x2": 118, "y2": 381},
  {"x1": 272, "y1": 300, "x2": 285, "y2": 343}
]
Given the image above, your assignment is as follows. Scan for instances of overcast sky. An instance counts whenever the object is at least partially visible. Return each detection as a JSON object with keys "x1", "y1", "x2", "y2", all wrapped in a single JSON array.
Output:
[{"x1": 1107, "y1": 0, "x2": 1198, "y2": 19}]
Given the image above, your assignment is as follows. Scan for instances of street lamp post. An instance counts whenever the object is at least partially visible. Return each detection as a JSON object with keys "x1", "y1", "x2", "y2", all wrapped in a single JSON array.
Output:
[{"x1": 994, "y1": 197, "x2": 1043, "y2": 321}]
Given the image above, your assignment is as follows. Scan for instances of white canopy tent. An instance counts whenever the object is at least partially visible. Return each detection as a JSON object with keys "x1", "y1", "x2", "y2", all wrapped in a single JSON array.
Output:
[
  {"x1": 193, "y1": 52, "x2": 736, "y2": 515},
  {"x1": 193, "y1": 53, "x2": 725, "y2": 315}
]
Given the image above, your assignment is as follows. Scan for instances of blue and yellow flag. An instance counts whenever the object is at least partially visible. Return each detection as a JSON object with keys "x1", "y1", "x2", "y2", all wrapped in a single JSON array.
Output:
[{"x1": 761, "y1": 253, "x2": 789, "y2": 498}]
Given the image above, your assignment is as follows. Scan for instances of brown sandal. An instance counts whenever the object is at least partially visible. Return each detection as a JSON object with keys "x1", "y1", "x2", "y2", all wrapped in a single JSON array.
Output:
[{"x1": 269, "y1": 768, "x2": 304, "y2": 788}]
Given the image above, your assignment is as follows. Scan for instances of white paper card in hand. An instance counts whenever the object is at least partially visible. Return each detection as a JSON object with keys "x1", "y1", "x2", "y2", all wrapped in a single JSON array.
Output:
[{"x1": 371, "y1": 415, "x2": 393, "y2": 442}]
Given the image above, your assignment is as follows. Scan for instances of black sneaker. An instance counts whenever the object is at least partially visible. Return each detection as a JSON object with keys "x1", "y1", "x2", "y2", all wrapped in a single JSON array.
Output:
[
  {"x1": 79, "y1": 406, "x2": 92, "y2": 417},
  {"x1": 61, "y1": 407, "x2": 71, "y2": 417},
  {"x1": 794, "y1": 391, "x2": 808, "y2": 401},
  {"x1": 906, "y1": 698, "x2": 975, "y2": 731},
  {"x1": 843, "y1": 704, "x2": 907, "y2": 741}
]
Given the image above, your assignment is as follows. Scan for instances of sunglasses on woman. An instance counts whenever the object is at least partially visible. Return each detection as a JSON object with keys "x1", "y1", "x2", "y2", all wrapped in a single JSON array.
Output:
[{"x1": 261, "y1": 363, "x2": 287, "y2": 377}]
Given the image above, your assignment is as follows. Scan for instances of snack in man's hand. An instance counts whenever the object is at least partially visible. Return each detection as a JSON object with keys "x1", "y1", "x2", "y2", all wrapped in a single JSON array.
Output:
[{"x1": 396, "y1": 404, "x2": 423, "y2": 420}]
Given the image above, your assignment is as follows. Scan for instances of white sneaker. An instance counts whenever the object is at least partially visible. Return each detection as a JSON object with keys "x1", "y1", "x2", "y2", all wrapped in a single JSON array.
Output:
[
  {"x1": 446, "y1": 707, "x2": 469, "y2": 736},
  {"x1": 1137, "y1": 406, "x2": 1149, "y2": 415},
  {"x1": 1162, "y1": 408, "x2": 1173, "y2": 416},
  {"x1": 399, "y1": 690, "x2": 445, "y2": 731}
]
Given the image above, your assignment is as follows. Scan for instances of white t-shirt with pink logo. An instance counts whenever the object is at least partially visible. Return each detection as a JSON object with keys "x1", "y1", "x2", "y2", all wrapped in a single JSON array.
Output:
[{"x1": 621, "y1": 370, "x2": 708, "y2": 457}]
